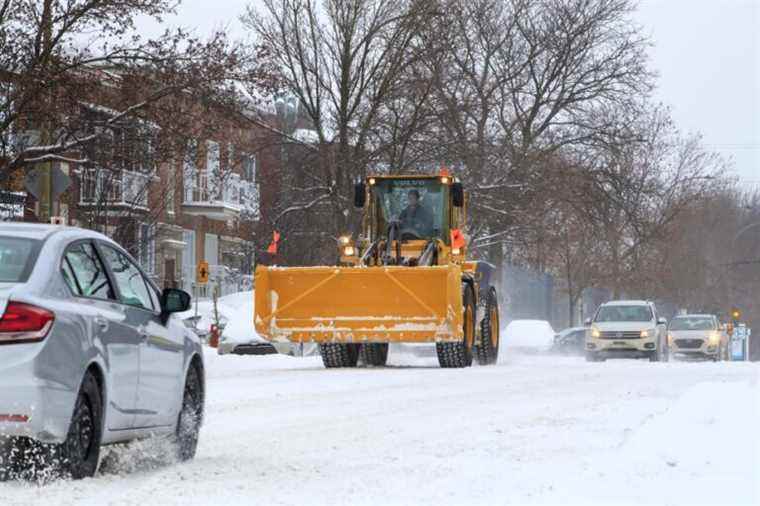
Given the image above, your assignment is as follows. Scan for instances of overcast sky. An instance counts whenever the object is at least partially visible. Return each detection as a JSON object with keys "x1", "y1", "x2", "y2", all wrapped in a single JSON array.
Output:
[{"x1": 137, "y1": 0, "x2": 759, "y2": 186}]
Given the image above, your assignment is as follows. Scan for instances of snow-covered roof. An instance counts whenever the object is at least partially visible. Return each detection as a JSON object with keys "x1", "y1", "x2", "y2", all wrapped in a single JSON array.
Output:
[
  {"x1": 292, "y1": 128, "x2": 319, "y2": 144},
  {"x1": 601, "y1": 300, "x2": 652, "y2": 306}
]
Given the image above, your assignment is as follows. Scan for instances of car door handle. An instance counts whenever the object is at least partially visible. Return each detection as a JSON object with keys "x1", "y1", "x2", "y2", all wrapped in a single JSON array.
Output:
[{"x1": 94, "y1": 316, "x2": 109, "y2": 331}]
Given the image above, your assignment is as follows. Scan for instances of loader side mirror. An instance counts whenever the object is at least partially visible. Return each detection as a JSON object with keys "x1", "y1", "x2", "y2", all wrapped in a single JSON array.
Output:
[
  {"x1": 452, "y1": 182, "x2": 464, "y2": 207},
  {"x1": 354, "y1": 182, "x2": 366, "y2": 208}
]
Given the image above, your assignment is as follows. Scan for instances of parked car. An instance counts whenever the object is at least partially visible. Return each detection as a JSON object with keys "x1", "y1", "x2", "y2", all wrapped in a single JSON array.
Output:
[
  {"x1": 0, "y1": 223, "x2": 203, "y2": 481},
  {"x1": 552, "y1": 326, "x2": 587, "y2": 355},
  {"x1": 668, "y1": 314, "x2": 729, "y2": 361},
  {"x1": 585, "y1": 300, "x2": 668, "y2": 362}
]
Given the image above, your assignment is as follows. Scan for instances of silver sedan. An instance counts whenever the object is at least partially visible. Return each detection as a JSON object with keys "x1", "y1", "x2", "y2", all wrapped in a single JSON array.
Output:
[{"x1": 0, "y1": 223, "x2": 204, "y2": 480}]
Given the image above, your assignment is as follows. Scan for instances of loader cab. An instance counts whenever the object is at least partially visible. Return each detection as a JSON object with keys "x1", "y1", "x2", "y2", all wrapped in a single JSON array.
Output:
[{"x1": 363, "y1": 176, "x2": 463, "y2": 245}]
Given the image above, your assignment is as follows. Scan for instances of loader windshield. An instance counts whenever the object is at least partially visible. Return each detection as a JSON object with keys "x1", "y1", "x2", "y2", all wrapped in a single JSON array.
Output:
[{"x1": 372, "y1": 179, "x2": 448, "y2": 241}]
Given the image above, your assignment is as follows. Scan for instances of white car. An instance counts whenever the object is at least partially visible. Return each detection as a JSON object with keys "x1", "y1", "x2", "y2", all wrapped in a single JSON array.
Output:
[
  {"x1": 585, "y1": 300, "x2": 668, "y2": 362},
  {"x1": 0, "y1": 224, "x2": 204, "y2": 481}
]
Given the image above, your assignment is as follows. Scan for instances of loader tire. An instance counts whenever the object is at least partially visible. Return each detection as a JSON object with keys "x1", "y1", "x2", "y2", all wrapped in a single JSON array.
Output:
[
  {"x1": 320, "y1": 343, "x2": 360, "y2": 368},
  {"x1": 476, "y1": 287, "x2": 500, "y2": 365},
  {"x1": 436, "y1": 284, "x2": 475, "y2": 368},
  {"x1": 362, "y1": 343, "x2": 389, "y2": 366}
]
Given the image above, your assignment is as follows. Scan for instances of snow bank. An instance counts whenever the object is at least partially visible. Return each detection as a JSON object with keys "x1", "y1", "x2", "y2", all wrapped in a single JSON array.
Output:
[
  {"x1": 502, "y1": 319, "x2": 555, "y2": 351},
  {"x1": 543, "y1": 378, "x2": 760, "y2": 505},
  {"x1": 177, "y1": 291, "x2": 264, "y2": 344},
  {"x1": 216, "y1": 291, "x2": 260, "y2": 343},
  {"x1": 605, "y1": 380, "x2": 759, "y2": 505}
]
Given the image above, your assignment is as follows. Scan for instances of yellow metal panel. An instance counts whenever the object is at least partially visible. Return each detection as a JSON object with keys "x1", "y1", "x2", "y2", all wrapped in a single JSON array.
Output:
[{"x1": 254, "y1": 265, "x2": 463, "y2": 344}]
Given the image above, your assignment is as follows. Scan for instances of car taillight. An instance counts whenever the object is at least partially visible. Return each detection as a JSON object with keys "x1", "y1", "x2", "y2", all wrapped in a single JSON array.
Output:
[{"x1": 0, "y1": 302, "x2": 55, "y2": 344}]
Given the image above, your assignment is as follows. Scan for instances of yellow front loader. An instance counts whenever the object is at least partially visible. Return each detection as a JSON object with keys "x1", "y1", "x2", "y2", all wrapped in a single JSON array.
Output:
[{"x1": 254, "y1": 173, "x2": 500, "y2": 368}]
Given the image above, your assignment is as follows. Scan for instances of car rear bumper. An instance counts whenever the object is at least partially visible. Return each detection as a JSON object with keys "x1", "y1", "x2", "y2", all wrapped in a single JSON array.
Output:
[
  {"x1": 0, "y1": 380, "x2": 75, "y2": 443},
  {"x1": 0, "y1": 345, "x2": 77, "y2": 444}
]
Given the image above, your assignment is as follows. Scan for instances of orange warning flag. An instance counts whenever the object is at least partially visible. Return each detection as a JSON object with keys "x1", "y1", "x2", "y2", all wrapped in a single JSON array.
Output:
[
  {"x1": 267, "y1": 230, "x2": 280, "y2": 254},
  {"x1": 450, "y1": 228, "x2": 466, "y2": 249}
]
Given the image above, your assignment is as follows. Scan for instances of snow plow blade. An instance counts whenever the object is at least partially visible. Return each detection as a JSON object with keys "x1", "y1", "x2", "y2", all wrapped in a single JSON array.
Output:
[{"x1": 254, "y1": 265, "x2": 463, "y2": 343}]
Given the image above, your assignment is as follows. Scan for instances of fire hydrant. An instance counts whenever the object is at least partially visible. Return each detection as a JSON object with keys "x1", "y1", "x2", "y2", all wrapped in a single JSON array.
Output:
[{"x1": 209, "y1": 324, "x2": 220, "y2": 348}]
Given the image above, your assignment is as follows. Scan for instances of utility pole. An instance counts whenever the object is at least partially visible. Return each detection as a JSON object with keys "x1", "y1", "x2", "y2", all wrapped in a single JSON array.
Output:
[{"x1": 38, "y1": 0, "x2": 55, "y2": 222}]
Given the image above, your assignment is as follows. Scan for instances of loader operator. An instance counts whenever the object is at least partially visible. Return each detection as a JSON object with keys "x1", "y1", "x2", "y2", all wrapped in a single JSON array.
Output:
[{"x1": 399, "y1": 189, "x2": 433, "y2": 237}]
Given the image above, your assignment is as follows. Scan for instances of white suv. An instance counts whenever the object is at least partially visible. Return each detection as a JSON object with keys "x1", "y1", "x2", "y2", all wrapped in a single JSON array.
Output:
[{"x1": 585, "y1": 300, "x2": 668, "y2": 362}]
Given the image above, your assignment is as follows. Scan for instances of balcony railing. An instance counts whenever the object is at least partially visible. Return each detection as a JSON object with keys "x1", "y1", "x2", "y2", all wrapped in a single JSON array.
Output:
[
  {"x1": 182, "y1": 169, "x2": 259, "y2": 221},
  {"x1": 79, "y1": 168, "x2": 150, "y2": 210}
]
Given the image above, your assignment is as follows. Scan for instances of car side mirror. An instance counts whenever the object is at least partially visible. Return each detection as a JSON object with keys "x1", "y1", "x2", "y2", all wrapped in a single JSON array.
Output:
[
  {"x1": 452, "y1": 182, "x2": 464, "y2": 207},
  {"x1": 354, "y1": 181, "x2": 366, "y2": 208},
  {"x1": 584, "y1": 318, "x2": 592, "y2": 326},
  {"x1": 657, "y1": 317, "x2": 667, "y2": 325},
  {"x1": 162, "y1": 288, "x2": 191, "y2": 314}
]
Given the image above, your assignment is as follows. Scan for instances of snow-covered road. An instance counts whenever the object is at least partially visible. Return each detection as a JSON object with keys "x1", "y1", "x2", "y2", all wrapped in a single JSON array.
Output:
[{"x1": 3, "y1": 348, "x2": 759, "y2": 505}]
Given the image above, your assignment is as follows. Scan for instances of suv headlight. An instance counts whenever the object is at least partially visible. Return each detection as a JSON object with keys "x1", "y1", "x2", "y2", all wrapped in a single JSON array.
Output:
[
  {"x1": 708, "y1": 332, "x2": 720, "y2": 345},
  {"x1": 640, "y1": 328, "x2": 656, "y2": 338},
  {"x1": 591, "y1": 327, "x2": 601, "y2": 338}
]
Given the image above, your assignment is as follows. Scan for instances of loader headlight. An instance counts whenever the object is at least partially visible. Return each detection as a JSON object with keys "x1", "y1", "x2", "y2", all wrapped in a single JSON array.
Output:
[
  {"x1": 338, "y1": 235, "x2": 351, "y2": 246},
  {"x1": 451, "y1": 247, "x2": 461, "y2": 256},
  {"x1": 368, "y1": 178, "x2": 376, "y2": 185},
  {"x1": 343, "y1": 246, "x2": 356, "y2": 257},
  {"x1": 441, "y1": 176, "x2": 450, "y2": 184}
]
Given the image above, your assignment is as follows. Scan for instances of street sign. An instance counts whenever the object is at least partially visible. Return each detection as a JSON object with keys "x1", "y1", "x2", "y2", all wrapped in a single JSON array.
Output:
[
  {"x1": 730, "y1": 326, "x2": 751, "y2": 361},
  {"x1": 24, "y1": 166, "x2": 71, "y2": 201},
  {"x1": 50, "y1": 167, "x2": 71, "y2": 200},
  {"x1": 0, "y1": 191, "x2": 25, "y2": 220},
  {"x1": 197, "y1": 261, "x2": 210, "y2": 284}
]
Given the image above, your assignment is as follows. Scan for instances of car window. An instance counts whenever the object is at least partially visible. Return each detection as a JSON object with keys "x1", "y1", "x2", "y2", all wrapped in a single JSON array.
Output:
[
  {"x1": 63, "y1": 242, "x2": 115, "y2": 299},
  {"x1": 669, "y1": 317, "x2": 716, "y2": 331},
  {"x1": 100, "y1": 245, "x2": 155, "y2": 311},
  {"x1": 595, "y1": 305, "x2": 653, "y2": 322},
  {"x1": 0, "y1": 236, "x2": 41, "y2": 283}
]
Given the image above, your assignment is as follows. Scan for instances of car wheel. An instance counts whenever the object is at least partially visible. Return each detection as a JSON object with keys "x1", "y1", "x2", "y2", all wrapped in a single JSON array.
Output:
[
  {"x1": 176, "y1": 364, "x2": 203, "y2": 462},
  {"x1": 0, "y1": 436, "x2": 18, "y2": 481},
  {"x1": 59, "y1": 372, "x2": 103, "y2": 479}
]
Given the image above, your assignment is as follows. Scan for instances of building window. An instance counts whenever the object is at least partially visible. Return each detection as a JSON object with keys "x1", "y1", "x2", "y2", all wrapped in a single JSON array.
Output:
[
  {"x1": 79, "y1": 168, "x2": 149, "y2": 208},
  {"x1": 242, "y1": 154, "x2": 256, "y2": 183},
  {"x1": 80, "y1": 169, "x2": 99, "y2": 203},
  {"x1": 138, "y1": 223, "x2": 156, "y2": 274}
]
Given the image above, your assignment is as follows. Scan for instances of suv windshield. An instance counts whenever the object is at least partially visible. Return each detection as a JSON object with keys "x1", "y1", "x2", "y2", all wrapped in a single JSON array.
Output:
[
  {"x1": 372, "y1": 179, "x2": 447, "y2": 240},
  {"x1": 0, "y1": 236, "x2": 40, "y2": 283},
  {"x1": 669, "y1": 317, "x2": 715, "y2": 331},
  {"x1": 595, "y1": 305, "x2": 653, "y2": 322}
]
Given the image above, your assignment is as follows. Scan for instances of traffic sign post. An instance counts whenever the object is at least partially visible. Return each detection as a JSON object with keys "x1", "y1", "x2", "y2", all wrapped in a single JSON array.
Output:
[{"x1": 24, "y1": 166, "x2": 71, "y2": 221}]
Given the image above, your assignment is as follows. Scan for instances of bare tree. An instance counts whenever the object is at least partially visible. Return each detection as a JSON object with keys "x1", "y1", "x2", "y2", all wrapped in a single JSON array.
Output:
[
  {"x1": 243, "y1": 0, "x2": 440, "y2": 263},
  {"x1": 0, "y1": 0, "x2": 273, "y2": 218}
]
